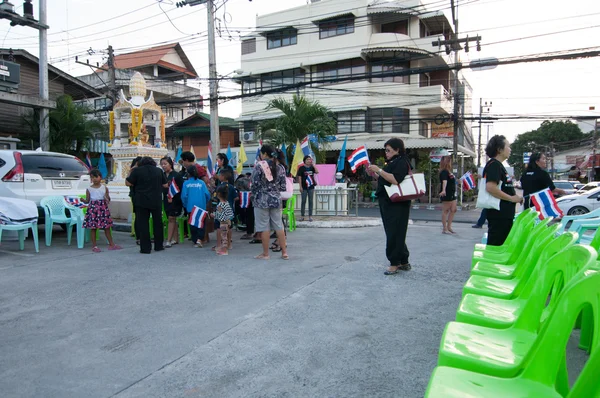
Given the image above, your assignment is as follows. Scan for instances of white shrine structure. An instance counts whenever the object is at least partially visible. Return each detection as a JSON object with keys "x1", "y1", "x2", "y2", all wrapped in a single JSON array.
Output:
[{"x1": 107, "y1": 72, "x2": 168, "y2": 219}]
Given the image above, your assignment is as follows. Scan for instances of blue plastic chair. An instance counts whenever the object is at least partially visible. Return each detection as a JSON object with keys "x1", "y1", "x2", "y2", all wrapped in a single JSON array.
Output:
[
  {"x1": 0, "y1": 222, "x2": 39, "y2": 252},
  {"x1": 40, "y1": 196, "x2": 80, "y2": 247}
]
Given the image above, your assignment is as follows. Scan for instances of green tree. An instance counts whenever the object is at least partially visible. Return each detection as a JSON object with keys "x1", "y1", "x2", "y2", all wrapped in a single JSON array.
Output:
[
  {"x1": 508, "y1": 120, "x2": 585, "y2": 178},
  {"x1": 22, "y1": 94, "x2": 107, "y2": 156},
  {"x1": 259, "y1": 95, "x2": 336, "y2": 163}
]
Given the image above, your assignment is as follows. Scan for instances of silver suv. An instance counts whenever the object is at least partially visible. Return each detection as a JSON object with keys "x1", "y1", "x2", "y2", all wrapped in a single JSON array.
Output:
[{"x1": 0, "y1": 150, "x2": 91, "y2": 221}]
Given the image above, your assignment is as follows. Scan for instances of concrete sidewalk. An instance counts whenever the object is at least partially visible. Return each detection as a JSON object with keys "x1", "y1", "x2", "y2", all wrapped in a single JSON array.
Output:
[{"x1": 0, "y1": 223, "x2": 585, "y2": 397}]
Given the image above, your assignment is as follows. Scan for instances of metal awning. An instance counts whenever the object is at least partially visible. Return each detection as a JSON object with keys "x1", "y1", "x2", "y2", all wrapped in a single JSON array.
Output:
[
  {"x1": 258, "y1": 26, "x2": 297, "y2": 36},
  {"x1": 420, "y1": 11, "x2": 454, "y2": 35},
  {"x1": 361, "y1": 46, "x2": 435, "y2": 59},
  {"x1": 236, "y1": 113, "x2": 281, "y2": 122},
  {"x1": 367, "y1": 0, "x2": 418, "y2": 16},
  {"x1": 312, "y1": 12, "x2": 356, "y2": 24},
  {"x1": 324, "y1": 136, "x2": 475, "y2": 157}
]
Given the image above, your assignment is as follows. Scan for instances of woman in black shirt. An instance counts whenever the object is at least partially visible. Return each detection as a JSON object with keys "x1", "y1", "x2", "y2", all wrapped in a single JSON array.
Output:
[
  {"x1": 483, "y1": 135, "x2": 523, "y2": 246},
  {"x1": 438, "y1": 156, "x2": 457, "y2": 234},
  {"x1": 520, "y1": 152, "x2": 566, "y2": 209},
  {"x1": 368, "y1": 138, "x2": 412, "y2": 275}
]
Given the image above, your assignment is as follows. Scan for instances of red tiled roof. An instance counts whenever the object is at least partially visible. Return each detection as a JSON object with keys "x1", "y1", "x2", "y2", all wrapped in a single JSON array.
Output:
[{"x1": 99, "y1": 43, "x2": 197, "y2": 78}]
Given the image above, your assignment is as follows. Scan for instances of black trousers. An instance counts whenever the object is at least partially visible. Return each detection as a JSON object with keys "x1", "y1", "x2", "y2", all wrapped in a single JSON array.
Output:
[
  {"x1": 190, "y1": 226, "x2": 205, "y2": 244},
  {"x1": 486, "y1": 217, "x2": 513, "y2": 246},
  {"x1": 242, "y1": 204, "x2": 255, "y2": 234},
  {"x1": 379, "y1": 198, "x2": 411, "y2": 266},
  {"x1": 135, "y1": 206, "x2": 164, "y2": 253}
]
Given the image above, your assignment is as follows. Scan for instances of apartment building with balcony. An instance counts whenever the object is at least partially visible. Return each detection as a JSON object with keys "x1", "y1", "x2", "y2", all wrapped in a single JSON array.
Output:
[
  {"x1": 235, "y1": 0, "x2": 475, "y2": 161},
  {"x1": 77, "y1": 43, "x2": 203, "y2": 142}
]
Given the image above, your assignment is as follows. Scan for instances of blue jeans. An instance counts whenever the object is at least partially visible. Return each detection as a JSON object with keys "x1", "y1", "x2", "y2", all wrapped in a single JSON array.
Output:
[
  {"x1": 301, "y1": 188, "x2": 314, "y2": 217},
  {"x1": 476, "y1": 208, "x2": 487, "y2": 226}
]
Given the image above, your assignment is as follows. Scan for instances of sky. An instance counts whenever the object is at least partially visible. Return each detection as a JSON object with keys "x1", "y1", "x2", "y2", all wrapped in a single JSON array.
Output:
[{"x1": 2, "y1": 0, "x2": 600, "y2": 143}]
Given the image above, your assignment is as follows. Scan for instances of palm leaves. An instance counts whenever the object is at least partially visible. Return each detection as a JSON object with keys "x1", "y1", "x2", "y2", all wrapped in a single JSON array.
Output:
[
  {"x1": 22, "y1": 95, "x2": 107, "y2": 155},
  {"x1": 259, "y1": 95, "x2": 336, "y2": 162}
]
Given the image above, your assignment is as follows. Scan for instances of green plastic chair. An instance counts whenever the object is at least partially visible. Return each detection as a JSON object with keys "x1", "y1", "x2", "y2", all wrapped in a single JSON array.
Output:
[
  {"x1": 0, "y1": 221, "x2": 39, "y2": 253},
  {"x1": 177, "y1": 214, "x2": 191, "y2": 243},
  {"x1": 473, "y1": 208, "x2": 537, "y2": 254},
  {"x1": 40, "y1": 196, "x2": 80, "y2": 247},
  {"x1": 471, "y1": 223, "x2": 561, "y2": 279},
  {"x1": 463, "y1": 231, "x2": 579, "y2": 300},
  {"x1": 282, "y1": 194, "x2": 297, "y2": 232},
  {"x1": 471, "y1": 216, "x2": 551, "y2": 268},
  {"x1": 457, "y1": 233, "x2": 587, "y2": 330},
  {"x1": 437, "y1": 245, "x2": 598, "y2": 380},
  {"x1": 426, "y1": 269, "x2": 600, "y2": 398}
]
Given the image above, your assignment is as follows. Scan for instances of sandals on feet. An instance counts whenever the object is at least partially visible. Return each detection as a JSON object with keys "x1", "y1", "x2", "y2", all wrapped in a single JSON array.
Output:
[
  {"x1": 108, "y1": 245, "x2": 122, "y2": 251},
  {"x1": 254, "y1": 253, "x2": 270, "y2": 260},
  {"x1": 281, "y1": 254, "x2": 289, "y2": 260},
  {"x1": 249, "y1": 239, "x2": 262, "y2": 244},
  {"x1": 384, "y1": 268, "x2": 399, "y2": 275},
  {"x1": 92, "y1": 246, "x2": 101, "y2": 253}
]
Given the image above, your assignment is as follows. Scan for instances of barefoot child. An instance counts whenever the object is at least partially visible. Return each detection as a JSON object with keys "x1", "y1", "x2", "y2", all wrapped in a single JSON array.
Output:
[
  {"x1": 212, "y1": 184, "x2": 234, "y2": 255},
  {"x1": 83, "y1": 169, "x2": 121, "y2": 252}
]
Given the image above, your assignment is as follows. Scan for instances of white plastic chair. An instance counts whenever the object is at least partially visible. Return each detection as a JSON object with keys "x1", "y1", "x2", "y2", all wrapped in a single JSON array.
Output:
[{"x1": 40, "y1": 196, "x2": 82, "y2": 248}]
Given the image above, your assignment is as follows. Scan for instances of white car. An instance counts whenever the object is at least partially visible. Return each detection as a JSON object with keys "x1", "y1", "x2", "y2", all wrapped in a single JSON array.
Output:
[
  {"x1": 556, "y1": 187, "x2": 600, "y2": 216},
  {"x1": 575, "y1": 182, "x2": 600, "y2": 194},
  {"x1": 0, "y1": 150, "x2": 91, "y2": 222}
]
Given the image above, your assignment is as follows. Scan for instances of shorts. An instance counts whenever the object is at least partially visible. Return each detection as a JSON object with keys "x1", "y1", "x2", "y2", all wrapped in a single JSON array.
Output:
[{"x1": 254, "y1": 207, "x2": 284, "y2": 232}]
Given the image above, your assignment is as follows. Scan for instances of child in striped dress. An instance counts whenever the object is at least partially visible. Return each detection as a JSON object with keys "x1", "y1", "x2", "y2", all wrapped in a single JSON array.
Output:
[{"x1": 212, "y1": 184, "x2": 234, "y2": 255}]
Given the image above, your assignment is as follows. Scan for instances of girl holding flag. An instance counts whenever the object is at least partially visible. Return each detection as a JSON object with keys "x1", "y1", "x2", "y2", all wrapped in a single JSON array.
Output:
[
  {"x1": 161, "y1": 157, "x2": 184, "y2": 247},
  {"x1": 438, "y1": 156, "x2": 457, "y2": 234}
]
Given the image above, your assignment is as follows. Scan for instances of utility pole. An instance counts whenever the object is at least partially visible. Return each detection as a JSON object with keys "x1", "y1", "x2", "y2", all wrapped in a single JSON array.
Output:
[
  {"x1": 107, "y1": 45, "x2": 117, "y2": 107},
  {"x1": 39, "y1": 0, "x2": 49, "y2": 150},
  {"x1": 206, "y1": 0, "x2": 220, "y2": 154},
  {"x1": 477, "y1": 98, "x2": 482, "y2": 168},
  {"x1": 177, "y1": 0, "x2": 220, "y2": 153}
]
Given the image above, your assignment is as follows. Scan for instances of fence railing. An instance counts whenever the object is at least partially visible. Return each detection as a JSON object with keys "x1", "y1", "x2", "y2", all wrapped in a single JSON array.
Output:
[{"x1": 293, "y1": 186, "x2": 359, "y2": 217}]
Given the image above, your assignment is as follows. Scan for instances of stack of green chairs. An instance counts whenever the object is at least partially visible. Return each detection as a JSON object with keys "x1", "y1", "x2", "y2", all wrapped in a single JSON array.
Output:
[
  {"x1": 426, "y1": 267, "x2": 600, "y2": 397},
  {"x1": 474, "y1": 208, "x2": 537, "y2": 254},
  {"x1": 425, "y1": 213, "x2": 600, "y2": 396}
]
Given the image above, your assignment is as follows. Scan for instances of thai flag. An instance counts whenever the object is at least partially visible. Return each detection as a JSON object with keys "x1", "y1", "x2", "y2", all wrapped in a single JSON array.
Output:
[
  {"x1": 207, "y1": 141, "x2": 214, "y2": 178},
  {"x1": 306, "y1": 174, "x2": 314, "y2": 188},
  {"x1": 530, "y1": 188, "x2": 564, "y2": 220},
  {"x1": 347, "y1": 145, "x2": 370, "y2": 172},
  {"x1": 64, "y1": 196, "x2": 88, "y2": 208},
  {"x1": 188, "y1": 206, "x2": 208, "y2": 228},
  {"x1": 239, "y1": 191, "x2": 251, "y2": 208},
  {"x1": 301, "y1": 136, "x2": 311, "y2": 156},
  {"x1": 84, "y1": 152, "x2": 92, "y2": 170},
  {"x1": 461, "y1": 171, "x2": 476, "y2": 191},
  {"x1": 167, "y1": 179, "x2": 180, "y2": 200}
]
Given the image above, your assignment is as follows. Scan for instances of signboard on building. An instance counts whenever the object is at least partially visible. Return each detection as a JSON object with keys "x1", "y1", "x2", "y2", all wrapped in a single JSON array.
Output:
[
  {"x1": 0, "y1": 60, "x2": 20, "y2": 92},
  {"x1": 431, "y1": 121, "x2": 453, "y2": 138}
]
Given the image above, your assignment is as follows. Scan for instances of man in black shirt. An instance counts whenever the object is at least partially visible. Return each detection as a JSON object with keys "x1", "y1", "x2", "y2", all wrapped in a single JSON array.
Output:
[
  {"x1": 126, "y1": 157, "x2": 168, "y2": 254},
  {"x1": 483, "y1": 135, "x2": 523, "y2": 246}
]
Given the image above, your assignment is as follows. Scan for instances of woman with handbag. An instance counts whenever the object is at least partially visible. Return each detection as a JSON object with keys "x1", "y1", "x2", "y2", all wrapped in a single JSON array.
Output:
[
  {"x1": 482, "y1": 135, "x2": 523, "y2": 246},
  {"x1": 438, "y1": 155, "x2": 458, "y2": 234},
  {"x1": 368, "y1": 138, "x2": 412, "y2": 275}
]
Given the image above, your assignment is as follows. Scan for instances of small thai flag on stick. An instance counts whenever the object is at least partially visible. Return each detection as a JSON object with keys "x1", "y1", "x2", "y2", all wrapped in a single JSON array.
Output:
[
  {"x1": 84, "y1": 152, "x2": 92, "y2": 170},
  {"x1": 167, "y1": 179, "x2": 180, "y2": 200},
  {"x1": 347, "y1": 145, "x2": 370, "y2": 173},
  {"x1": 530, "y1": 188, "x2": 563, "y2": 220},
  {"x1": 460, "y1": 171, "x2": 476, "y2": 191},
  {"x1": 306, "y1": 174, "x2": 314, "y2": 188},
  {"x1": 239, "y1": 192, "x2": 251, "y2": 208},
  {"x1": 64, "y1": 196, "x2": 88, "y2": 208},
  {"x1": 188, "y1": 206, "x2": 208, "y2": 228},
  {"x1": 301, "y1": 136, "x2": 311, "y2": 156}
]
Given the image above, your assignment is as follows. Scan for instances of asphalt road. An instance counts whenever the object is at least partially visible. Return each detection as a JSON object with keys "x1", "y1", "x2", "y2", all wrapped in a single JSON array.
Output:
[{"x1": 0, "y1": 222, "x2": 585, "y2": 397}]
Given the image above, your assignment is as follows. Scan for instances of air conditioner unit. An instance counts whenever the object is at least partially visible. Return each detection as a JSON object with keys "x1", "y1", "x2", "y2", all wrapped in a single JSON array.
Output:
[{"x1": 243, "y1": 131, "x2": 255, "y2": 141}]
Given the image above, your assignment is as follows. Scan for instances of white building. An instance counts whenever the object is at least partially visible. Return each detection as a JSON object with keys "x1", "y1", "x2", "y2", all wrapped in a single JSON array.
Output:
[{"x1": 235, "y1": 0, "x2": 475, "y2": 160}]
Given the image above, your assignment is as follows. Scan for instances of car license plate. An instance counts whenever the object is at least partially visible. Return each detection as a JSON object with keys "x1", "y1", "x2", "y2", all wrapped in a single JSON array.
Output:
[{"x1": 52, "y1": 180, "x2": 72, "y2": 189}]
